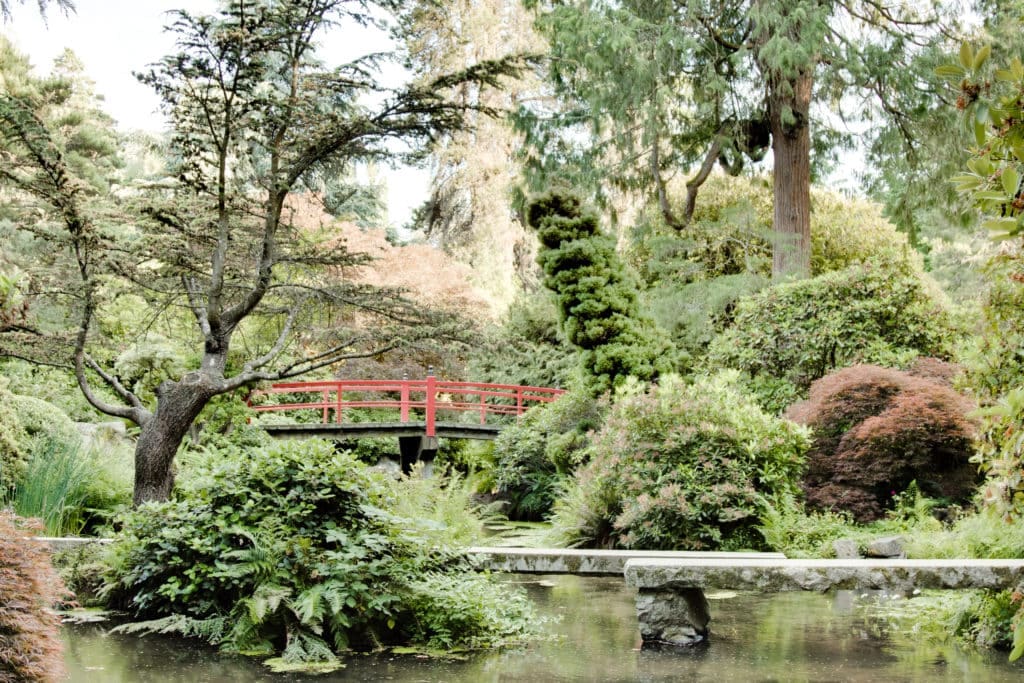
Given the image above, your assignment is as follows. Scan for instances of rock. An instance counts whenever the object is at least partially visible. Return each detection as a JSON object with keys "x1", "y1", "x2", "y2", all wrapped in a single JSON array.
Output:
[
  {"x1": 635, "y1": 587, "x2": 710, "y2": 646},
  {"x1": 865, "y1": 536, "x2": 906, "y2": 558},
  {"x1": 833, "y1": 538, "x2": 860, "y2": 559}
]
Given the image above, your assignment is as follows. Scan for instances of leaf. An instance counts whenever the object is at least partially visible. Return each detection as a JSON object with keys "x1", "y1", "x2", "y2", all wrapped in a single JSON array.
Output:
[
  {"x1": 975, "y1": 120, "x2": 988, "y2": 147},
  {"x1": 1002, "y1": 168, "x2": 1020, "y2": 196},
  {"x1": 976, "y1": 103, "x2": 991, "y2": 127},
  {"x1": 972, "y1": 44, "x2": 991, "y2": 71},
  {"x1": 1013, "y1": 57, "x2": 1024, "y2": 80},
  {"x1": 935, "y1": 64, "x2": 966, "y2": 79},
  {"x1": 960, "y1": 42, "x2": 975, "y2": 70},
  {"x1": 973, "y1": 190, "x2": 1010, "y2": 202},
  {"x1": 982, "y1": 217, "x2": 1020, "y2": 235}
]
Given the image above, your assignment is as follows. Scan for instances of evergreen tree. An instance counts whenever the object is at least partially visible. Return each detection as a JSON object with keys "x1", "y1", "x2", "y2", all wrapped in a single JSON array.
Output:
[
  {"x1": 520, "y1": 0, "x2": 952, "y2": 279},
  {"x1": 0, "y1": 0, "x2": 73, "y2": 22},
  {"x1": 405, "y1": 0, "x2": 544, "y2": 308},
  {"x1": 0, "y1": 1, "x2": 522, "y2": 505},
  {"x1": 526, "y1": 191, "x2": 676, "y2": 392}
]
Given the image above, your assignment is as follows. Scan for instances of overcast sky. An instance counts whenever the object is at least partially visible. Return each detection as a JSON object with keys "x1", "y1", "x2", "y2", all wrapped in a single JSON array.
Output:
[{"x1": 2, "y1": 0, "x2": 428, "y2": 228}]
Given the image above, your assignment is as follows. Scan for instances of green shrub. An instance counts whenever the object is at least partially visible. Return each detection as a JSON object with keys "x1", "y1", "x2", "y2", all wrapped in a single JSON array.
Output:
[
  {"x1": 0, "y1": 377, "x2": 84, "y2": 498},
  {"x1": 972, "y1": 388, "x2": 1024, "y2": 518},
  {"x1": 548, "y1": 372, "x2": 809, "y2": 550},
  {"x1": 958, "y1": 254, "x2": 1024, "y2": 404},
  {"x1": 102, "y1": 440, "x2": 536, "y2": 669},
  {"x1": 642, "y1": 272, "x2": 768, "y2": 361},
  {"x1": 467, "y1": 292, "x2": 578, "y2": 391},
  {"x1": 0, "y1": 378, "x2": 29, "y2": 494},
  {"x1": 706, "y1": 261, "x2": 956, "y2": 411},
  {"x1": 788, "y1": 365, "x2": 979, "y2": 523},
  {"x1": 491, "y1": 387, "x2": 606, "y2": 521}
]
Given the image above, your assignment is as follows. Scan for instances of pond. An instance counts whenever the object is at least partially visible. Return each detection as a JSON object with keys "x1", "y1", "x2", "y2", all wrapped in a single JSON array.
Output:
[{"x1": 63, "y1": 575, "x2": 1023, "y2": 682}]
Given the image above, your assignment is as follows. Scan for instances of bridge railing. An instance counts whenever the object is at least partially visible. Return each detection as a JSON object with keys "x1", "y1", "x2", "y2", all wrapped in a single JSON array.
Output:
[{"x1": 248, "y1": 373, "x2": 565, "y2": 436}]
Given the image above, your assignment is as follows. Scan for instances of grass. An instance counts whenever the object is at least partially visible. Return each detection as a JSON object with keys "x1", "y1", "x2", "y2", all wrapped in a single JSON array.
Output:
[{"x1": 4, "y1": 437, "x2": 132, "y2": 536}]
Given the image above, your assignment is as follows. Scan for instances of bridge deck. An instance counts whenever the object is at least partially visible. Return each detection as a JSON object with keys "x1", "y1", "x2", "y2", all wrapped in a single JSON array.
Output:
[
  {"x1": 262, "y1": 421, "x2": 502, "y2": 440},
  {"x1": 625, "y1": 557, "x2": 1024, "y2": 593}
]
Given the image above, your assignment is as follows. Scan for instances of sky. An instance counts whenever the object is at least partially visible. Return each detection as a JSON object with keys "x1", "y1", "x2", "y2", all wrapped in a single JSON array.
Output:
[{"x1": 1, "y1": 0, "x2": 429, "y2": 228}]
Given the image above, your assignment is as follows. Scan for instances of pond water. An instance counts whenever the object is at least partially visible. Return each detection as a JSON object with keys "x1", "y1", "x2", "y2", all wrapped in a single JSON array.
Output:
[{"x1": 63, "y1": 575, "x2": 1023, "y2": 682}]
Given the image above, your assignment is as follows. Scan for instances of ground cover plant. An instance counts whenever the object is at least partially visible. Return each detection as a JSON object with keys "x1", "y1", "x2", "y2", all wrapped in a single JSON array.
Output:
[
  {"x1": 548, "y1": 372, "x2": 809, "y2": 550},
  {"x1": 788, "y1": 365, "x2": 979, "y2": 522},
  {"x1": 101, "y1": 439, "x2": 537, "y2": 672}
]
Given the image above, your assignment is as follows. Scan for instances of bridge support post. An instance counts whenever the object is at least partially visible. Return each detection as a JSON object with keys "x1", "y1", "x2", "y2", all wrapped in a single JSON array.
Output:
[
  {"x1": 398, "y1": 435, "x2": 439, "y2": 474},
  {"x1": 635, "y1": 585, "x2": 710, "y2": 647}
]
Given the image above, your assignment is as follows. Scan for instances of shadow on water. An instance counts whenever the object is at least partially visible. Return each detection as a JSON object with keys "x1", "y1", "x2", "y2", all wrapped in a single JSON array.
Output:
[{"x1": 64, "y1": 575, "x2": 1024, "y2": 682}]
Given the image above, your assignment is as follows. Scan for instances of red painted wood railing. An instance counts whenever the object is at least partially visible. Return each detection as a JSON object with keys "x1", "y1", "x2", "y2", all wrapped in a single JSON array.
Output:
[{"x1": 248, "y1": 374, "x2": 565, "y2": 437}]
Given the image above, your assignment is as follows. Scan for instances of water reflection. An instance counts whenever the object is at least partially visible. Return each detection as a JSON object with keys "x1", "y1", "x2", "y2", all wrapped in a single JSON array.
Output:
[{"x1": 64, "y1": 575, "x2": 1023, "y2": 682}]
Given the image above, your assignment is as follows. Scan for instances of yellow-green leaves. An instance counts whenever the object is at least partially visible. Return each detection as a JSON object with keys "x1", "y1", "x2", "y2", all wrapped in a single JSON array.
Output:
[
  {"x1": 1001, "y1": 167, "x2": 1020, "y2": 196},
  {"x1": 973, "y1": 44, "x2": 992, "y2": 71},
  {"x1": 948, "y1": 43, "x2": 1024, "y2": 245},
  {"x1": 960, "y1": 41, "x2": 975, "y2": 70},
  {"x1": 958, "y1": 42, "x2": 991, "y2": 71}
]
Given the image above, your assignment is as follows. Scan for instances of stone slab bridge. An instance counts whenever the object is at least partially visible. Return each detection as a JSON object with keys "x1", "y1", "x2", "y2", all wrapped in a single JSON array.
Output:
[
  {"x1": 469, "y1": 547, "x2": 1024, "y2": 647},
  {"x1": 33, "y1": 539, "x2": 1024, "y2": 648},
  {"x1": 247, "y1": 370, "x2": 564, "y2": 471}
]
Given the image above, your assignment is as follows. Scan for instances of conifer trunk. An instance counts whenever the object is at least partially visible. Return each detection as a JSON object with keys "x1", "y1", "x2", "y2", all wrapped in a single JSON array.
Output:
[
  {"x1": 133, "y1": 375, "x2": 215, "y2": 506},
  {"x1": 768, "y1": 70, "x2": 813, "y2": 280}
]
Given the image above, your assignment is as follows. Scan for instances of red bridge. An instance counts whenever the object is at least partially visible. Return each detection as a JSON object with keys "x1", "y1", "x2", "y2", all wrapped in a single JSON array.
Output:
[{"x1": 249, "y1": 372, "x2": 565, "y2": 470}]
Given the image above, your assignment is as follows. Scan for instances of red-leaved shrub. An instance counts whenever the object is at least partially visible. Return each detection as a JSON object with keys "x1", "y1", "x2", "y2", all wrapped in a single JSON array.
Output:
[
  {"x1": 787, "y1": 365, "x2": 979, "y2": 522},
  {"x1": 0, "y1": 512, "x2": 66, "y2": 682}
]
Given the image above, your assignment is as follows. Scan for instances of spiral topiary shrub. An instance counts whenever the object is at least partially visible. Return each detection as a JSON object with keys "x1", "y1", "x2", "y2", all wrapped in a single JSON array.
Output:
[
  {"x1": 787, "y1": 365, "x2": 980, "y2": 522},
  {"x1": 526, "y1": 192, "x2": 677, "y2": 392},
  {"x1": 548, "y1": 372, "x2": 810, "y2": 550}
]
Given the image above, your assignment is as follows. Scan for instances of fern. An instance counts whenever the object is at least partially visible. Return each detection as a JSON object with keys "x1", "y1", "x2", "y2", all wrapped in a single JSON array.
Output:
[{"x1": 110, "y1": 614, "x2": 228, "y2": 644}]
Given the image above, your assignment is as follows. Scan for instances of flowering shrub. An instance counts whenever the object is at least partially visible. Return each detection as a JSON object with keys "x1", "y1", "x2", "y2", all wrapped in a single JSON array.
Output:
[
  {"x1": 549, "y1": 373, "x2": 809, "y2": 550},
  {"x1": 788, "y1": 365, "x2": 979, "y2": 522}
]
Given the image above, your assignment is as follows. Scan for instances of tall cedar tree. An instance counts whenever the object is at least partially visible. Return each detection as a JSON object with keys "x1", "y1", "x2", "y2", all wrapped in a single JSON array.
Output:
[
  {"x1": 526, "y1": 192, "x2": 675, "y2": 392},
  {"x1": 0, "y1": 0, "x2": 521, "y2": 504},
  {"x1": 519, "y1": 0, "x2": 950, "y2": 279}
]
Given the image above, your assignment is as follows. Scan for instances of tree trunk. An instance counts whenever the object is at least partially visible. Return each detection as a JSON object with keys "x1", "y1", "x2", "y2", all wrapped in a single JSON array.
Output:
[
  {"x1": 133, "y1": 374, "x2": 215, "y2": 506},
  {"x1": 768, "y1": 71, "x2": 813, "y2": 281}
]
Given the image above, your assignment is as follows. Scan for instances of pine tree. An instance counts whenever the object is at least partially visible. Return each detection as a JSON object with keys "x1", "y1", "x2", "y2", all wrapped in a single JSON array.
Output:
[{"x1": 0, "y1": 1, "x2": 522, "y2": 505}]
